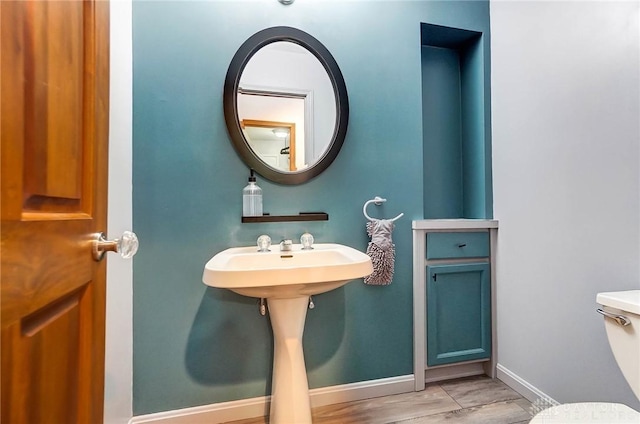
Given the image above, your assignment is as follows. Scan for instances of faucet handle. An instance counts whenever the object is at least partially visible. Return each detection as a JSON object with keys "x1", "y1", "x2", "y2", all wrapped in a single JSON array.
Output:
[
  {"x1": 257, "y1": 235, "x2": 271, "y2": 252},
  {"x1": 300, "y1": 232, "x2": 314, "y2": 250}
]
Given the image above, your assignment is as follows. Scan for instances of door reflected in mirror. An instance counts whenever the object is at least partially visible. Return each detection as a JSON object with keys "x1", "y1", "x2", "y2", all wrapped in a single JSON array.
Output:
[
  {"x1": 241, "y1": 120, "x2": 297, "y2": 172},
  {"x1": 237, "y1": 91, "x2": 305, "y2": 171}
]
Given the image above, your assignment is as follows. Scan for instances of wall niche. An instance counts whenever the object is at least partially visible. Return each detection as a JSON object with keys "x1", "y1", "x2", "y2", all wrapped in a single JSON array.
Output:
[{"x1": 421, "y1": 23, "x2": 492, "y2": 219}]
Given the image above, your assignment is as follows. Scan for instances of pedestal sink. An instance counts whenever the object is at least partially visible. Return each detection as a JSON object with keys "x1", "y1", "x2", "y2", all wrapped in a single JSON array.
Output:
[{"x1": 202, "y1": 243, "x2": 373, "y2": 424}]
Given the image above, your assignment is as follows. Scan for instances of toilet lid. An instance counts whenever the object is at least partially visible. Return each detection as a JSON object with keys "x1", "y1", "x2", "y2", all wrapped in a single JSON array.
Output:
[
  {"x1": 530, "y1": 403, "x2": 640, "y2": 423},
  {"x1": 597, "y1": 290, "x2": 640, "y2": 315}
]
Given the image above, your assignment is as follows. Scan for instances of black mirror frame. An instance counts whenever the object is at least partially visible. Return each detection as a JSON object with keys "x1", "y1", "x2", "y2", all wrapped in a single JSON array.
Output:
[{"x1": 224, "y1": 26, "x2": 349, "y2": 185}]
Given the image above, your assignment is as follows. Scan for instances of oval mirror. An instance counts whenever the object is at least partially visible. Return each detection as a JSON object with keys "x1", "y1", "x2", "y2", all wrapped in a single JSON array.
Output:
[{"x1": 224, "y1": 27, "x2": 349, "y2": 185}]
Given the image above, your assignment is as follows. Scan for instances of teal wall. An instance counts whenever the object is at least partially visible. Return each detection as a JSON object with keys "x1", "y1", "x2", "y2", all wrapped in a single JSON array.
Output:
[
  {"x1": 133, "y1": 0, "x2": 490, "y2": 415},
  {"x1": 421, "y1": 23, "x2": 492, "y2": 219}
]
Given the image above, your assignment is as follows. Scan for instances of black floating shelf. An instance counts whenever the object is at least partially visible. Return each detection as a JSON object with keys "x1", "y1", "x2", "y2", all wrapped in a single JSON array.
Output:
[{"x1": 241, "y1": 212, "x2": 329, "y2": 223}]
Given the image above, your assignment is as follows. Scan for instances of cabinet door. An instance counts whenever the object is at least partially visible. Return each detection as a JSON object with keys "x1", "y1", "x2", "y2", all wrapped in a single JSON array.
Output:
[{"x1": 426, "y1": 263, "x2": 491, "y2": 366}]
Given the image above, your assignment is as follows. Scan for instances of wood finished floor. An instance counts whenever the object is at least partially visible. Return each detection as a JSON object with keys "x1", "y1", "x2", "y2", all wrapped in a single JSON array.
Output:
[{"x1": 225, "y1": 376, "x2": 534, "y2": 424}]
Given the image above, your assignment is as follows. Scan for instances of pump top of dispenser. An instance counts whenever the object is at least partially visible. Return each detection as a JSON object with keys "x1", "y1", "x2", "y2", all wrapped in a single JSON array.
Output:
[{"x1": 248, "y1": 168, "x2": 257, "y2": 183}]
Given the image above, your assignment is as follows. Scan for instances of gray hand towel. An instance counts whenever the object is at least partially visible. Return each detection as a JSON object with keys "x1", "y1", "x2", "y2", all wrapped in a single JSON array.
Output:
[{"x1": 364, "y1": 219, "x2": 395, "y2": 285}]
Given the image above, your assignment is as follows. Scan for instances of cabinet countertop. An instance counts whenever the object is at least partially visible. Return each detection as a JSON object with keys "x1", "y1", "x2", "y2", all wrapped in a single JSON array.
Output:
[{"x1": 412, "y1": 219, "x2": 498, "y2": 230}]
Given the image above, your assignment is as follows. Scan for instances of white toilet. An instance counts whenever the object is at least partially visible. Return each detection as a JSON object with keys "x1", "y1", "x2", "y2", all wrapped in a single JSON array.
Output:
[{"x1": 530, "y1": 289, "x2": 640, "y2": 423}]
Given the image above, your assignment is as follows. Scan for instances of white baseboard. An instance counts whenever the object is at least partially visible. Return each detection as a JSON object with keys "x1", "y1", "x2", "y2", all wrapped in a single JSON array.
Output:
[
  {"x1": 309, "y1": 374, "x2": 415, "y2": 408},
  {"x1": 129, "y1": 375, "x2": 415, "y2": 424},
  {"x1": 497, "y1": 363, "x2": 559, "y2": 406},
  {"x1": 424, "y1": 361, "x2": 487, "y2": 384}
]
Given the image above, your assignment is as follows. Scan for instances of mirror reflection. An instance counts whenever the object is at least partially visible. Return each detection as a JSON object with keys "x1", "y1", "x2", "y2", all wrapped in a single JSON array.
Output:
[
  {"x1": 237, "y1": 41, "x2": 337, "y2": 172},
  {"x1": 241, "y1": 120, "x2": 296, "y2": 172}
]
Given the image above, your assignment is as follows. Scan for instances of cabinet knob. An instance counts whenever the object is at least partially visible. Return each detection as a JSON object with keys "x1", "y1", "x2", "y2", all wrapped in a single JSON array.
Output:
[{"x1": 457, "y1": 243, "x2": 467, "y2": 248}]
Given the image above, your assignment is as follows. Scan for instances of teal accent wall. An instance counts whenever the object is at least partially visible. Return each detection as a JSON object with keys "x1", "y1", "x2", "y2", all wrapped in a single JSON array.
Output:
[
  {"x1": 133, "y1": 1, "x2": 490, "y2": 415},
  {"x1": 422, "y1": 24, "x2": 492, "y2": 219}
]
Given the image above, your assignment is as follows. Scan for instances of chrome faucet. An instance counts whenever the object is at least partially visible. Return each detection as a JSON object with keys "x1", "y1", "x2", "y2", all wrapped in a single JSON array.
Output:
[{"x1": 279, "y1": 239, "x2": 293, "y2": 252}]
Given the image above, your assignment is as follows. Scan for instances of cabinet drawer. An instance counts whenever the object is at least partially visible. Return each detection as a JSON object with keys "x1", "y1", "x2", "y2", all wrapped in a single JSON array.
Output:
[{"x1": 426, "y1": 231, "x2": 489, "y2": 259}]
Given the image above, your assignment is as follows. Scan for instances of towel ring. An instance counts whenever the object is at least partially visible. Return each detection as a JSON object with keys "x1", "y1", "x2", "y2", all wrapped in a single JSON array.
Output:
[{"x1": 363, "y1": 196, "x2": 404, "y2": 222}]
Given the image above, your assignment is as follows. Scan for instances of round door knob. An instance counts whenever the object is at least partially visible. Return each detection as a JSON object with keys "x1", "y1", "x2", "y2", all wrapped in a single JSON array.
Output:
[{"x1": 93, "y1": 231, "x2": 139, "y2": 261}]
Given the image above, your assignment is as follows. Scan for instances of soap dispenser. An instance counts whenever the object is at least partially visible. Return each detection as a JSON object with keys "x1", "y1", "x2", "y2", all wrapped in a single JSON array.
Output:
[{"x1": 242, "y1": 169, "x2": 263, "y2": 217}]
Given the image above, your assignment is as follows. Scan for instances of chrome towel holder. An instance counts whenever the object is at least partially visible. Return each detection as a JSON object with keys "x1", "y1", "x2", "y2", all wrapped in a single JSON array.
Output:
[{"x1": 363, "y1": 196, "x2": 404, "y2": 222}]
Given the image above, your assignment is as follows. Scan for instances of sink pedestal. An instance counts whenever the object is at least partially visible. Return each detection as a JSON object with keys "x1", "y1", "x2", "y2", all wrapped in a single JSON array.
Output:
[
  {"x1": 203, "y1": 244, "x2": 374, "y2": 423},
  {"x1": 268, "y1": 296, "x2": 312, "y2": 424}
]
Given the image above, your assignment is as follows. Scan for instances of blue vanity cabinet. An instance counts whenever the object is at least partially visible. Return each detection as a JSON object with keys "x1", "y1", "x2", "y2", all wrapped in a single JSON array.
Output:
[
  {"x1": 412, "y1": 220, "x2": 498, "y2": 391},
  {"x1": 426, "y1": 263, "x2": 491, "y2": 366}
]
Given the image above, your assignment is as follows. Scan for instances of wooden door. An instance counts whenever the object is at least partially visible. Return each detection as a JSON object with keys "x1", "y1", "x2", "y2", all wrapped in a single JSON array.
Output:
[{"x1": 1, "y1": 1, "x2": 110, "y2": 422}]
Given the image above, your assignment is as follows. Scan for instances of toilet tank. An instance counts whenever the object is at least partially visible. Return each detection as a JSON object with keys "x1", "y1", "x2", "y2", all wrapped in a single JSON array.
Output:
[{"x1": 597, "y1": 290, "x2": 640, "y2": 402}]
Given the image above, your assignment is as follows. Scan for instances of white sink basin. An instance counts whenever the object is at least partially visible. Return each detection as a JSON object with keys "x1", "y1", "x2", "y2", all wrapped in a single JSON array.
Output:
[
  {"x1": 202, "y1": 243, "x2": 373, "y2": 298},
  {"x1": 202, "y1": 242, "x2": 372, "y2": 424}
]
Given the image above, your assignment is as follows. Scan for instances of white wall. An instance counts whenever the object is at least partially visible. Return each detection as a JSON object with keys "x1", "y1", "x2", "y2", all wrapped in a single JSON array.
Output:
[
  {"x1": 105, "y1": 1, "x2": 133, "y2": 422},
  {"x1": 492, "y1": 0, "x2": 640, "y2": 409}
]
